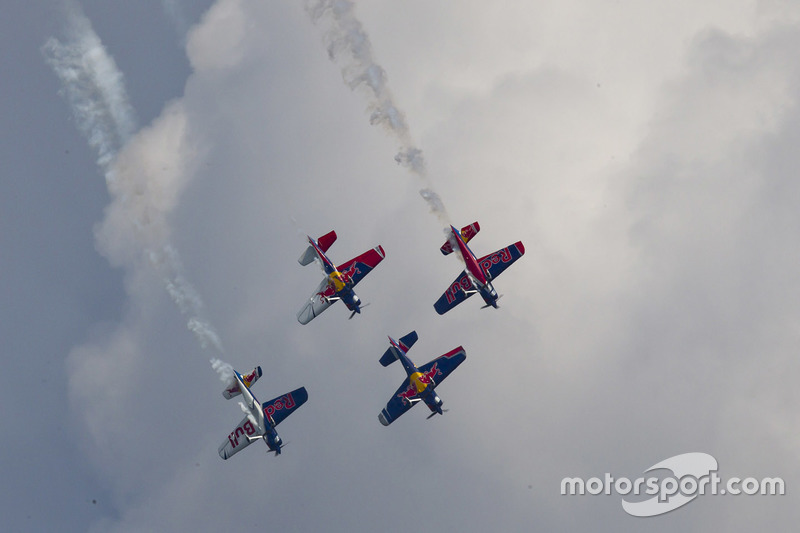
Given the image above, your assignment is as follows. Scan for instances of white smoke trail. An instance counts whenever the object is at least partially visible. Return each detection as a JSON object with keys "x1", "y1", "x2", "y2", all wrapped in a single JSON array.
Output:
[
  {"x1": 44, "y1": 3, "x2": 229, "y2": 376},
  {"x1": 212, "y1": 357, "x2": 234, "y2": 384},
  {"x1": 305, "y1": 0, "x2": 449, "y2": 223},
  {"x1": 43, "y1": 7, "x2": 136, "y2": 170}
]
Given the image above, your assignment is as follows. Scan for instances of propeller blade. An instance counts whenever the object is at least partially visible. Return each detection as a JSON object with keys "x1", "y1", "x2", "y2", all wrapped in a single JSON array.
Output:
[{"x1": 278, "y1": 441, "x2": 291, "y2": 455}]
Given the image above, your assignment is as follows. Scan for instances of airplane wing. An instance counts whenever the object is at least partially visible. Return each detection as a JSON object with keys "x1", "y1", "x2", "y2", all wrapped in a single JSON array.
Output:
[
  {"x1": 477, "y1": 241, "x2": 525, "y2": 281},
  {"x1": 416, "y1": 346, "x2": 467, "y2": 388},
  {"x1": 433, "y1": 270, "x2": 475, "y2": 315},
  {"x1": 261, "y1": 387, "x2": 308, "y2": 427},
  {"x1": 378, "y1": 376, "x2": 417, "y2": 426},
  {"x1": 336, "y1": 246, "x2": 385, "y2": 287},
  {"x1": 297, "y1": 278, "x2": 336, "y2": 324},
  {"x1": 218, "y1": 414, "x2": 261, "y2": 460}
]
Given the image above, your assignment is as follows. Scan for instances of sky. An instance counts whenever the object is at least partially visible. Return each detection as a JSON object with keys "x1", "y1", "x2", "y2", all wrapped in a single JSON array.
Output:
[{"x1": 3, "y1": 0, "x2": 800, "y2": 531}]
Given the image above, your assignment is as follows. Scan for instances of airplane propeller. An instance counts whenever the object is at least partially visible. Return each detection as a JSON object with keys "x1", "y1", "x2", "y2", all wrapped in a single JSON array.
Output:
[
  {"x1": 481, "y1": 294, "x2": 503, "y2": 309},
  {"x1": 426, "y1": 409, "x2": 449, "y2": 420},
  {"x1": 348, "y1": 302, "x2": 370, "y2": 319},
  {"x1": 273, "y1": 442, "x2": 289, "y2": 455}
]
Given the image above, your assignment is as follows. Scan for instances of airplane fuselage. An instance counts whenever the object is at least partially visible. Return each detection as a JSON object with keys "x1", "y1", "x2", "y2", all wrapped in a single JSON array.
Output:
[
  {"x1": 309, "y1": 236, "x2": 363, "y2": 313},
  {"x1": 388, "y1": 337, "x2": 444, "y2": 415},
  {"x1": 235, "y1": 370, "x2": 285, "y2": 455},
  {"x1": 263, "y1": 425, "x2": 282, "y2": 455},
  {"x1": 449, "y1": 226, "x2": 499, "y2": 309}
]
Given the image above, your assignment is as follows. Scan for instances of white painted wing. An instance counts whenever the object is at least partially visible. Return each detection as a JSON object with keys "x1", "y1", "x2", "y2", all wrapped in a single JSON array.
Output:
[
  {"x1": 297, "y1": 278, "x2": 334, "y2": 324},
  {"x1": 219, "y1": 414, "x2": 260, "y2": 460}
]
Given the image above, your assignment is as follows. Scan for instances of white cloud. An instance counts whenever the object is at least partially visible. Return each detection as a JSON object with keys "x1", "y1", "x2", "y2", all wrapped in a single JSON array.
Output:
[
  {"x1": 44, "y1": 0, "x2": 800, "y2": 530},
  {"x1": 186, "y1": 0, "x2": 246, "y2": 72}
]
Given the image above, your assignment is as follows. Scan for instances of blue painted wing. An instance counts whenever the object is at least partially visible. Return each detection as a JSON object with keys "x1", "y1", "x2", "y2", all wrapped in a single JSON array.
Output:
[
  {"x1": 433, "y1": 270, "x2": 475, "y2": 315},
  {"x1": 477, "y1": 241, "x2": 525, "y2": 281},
  {"x1": 416, "y1": 346, "x2": 467, "y2": 387},
  {"x1": 337, "y1": 246, "x2": 385, "y2": 287},
  {"x1": 378, "y1": 376, "x2": 417, "y2": 426},
  {"x1": 261, "y1": 387, "x2": 308, "y2": 426}
]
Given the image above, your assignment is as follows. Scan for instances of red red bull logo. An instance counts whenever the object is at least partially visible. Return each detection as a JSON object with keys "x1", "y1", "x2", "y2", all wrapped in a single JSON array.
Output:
[
  {"x1": 396, "y1": 364, "x2": 442, "y2": 403},
  {"x1": 316, "y1": 285, "x2": 336, "y2": 302},
  {"x1": 340, "y1": 262, "x2": 361, "y2": 282},
  {"x1": 462, "y1": 224, "x2": 479, "y2": 241},
  {"x1": 397, "y1": 387, "x2": 417, "y2": 402},
  {"x1": 420, "y1": 363, "x2": 441, "y2": 384},
  {"x1": 225, "y1": 369, "x2": 258, "y2": 396},
  {"x1": 264, "y1": 393, "x2": 297, "y2": 419}
]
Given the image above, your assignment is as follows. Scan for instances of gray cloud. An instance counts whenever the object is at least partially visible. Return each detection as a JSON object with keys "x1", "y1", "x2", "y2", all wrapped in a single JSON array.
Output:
[{"x1": 10, "y1": 1, "x2": 800, "y2": 531}]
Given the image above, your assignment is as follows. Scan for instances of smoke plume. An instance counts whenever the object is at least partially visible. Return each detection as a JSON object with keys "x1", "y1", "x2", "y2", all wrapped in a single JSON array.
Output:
[
  {"x1": 305, "y1": 0, "x2": 449, "y2": 223},
  {"x1": 44, "y1": 3, "x2": 228, "y2": 375}
]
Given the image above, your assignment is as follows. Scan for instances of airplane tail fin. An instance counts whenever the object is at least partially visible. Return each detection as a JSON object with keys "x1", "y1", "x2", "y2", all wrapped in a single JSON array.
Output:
[
  {"x1": 222, "y1": 366, "x2": 262, "y2": 399},
  {"x1": 440, "y1": 222, "x2": 480, "y2": 255},
  {"x1": 298, "y1": 230, "x2": 338, "y2": 265},
  {"x1": 298, "y1": 245, "x2": 316, "y2": 266},
  {"x1": 379, "y1": 347, "x2": 398, "y2": 367},
  {"x1": 380, "y1": 331, "x2": 418, "y2": 366},
  {"x1": 398, "y1": 331, "x2": 418, "y2": 351}
]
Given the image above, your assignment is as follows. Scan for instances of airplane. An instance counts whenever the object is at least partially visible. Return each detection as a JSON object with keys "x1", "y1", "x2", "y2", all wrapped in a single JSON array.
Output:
[
  {"x1": 434, "y1": 221, "x2": 525, "y2": 314},
  {"x1": 297, "y1": 230, "x2": 385, "y2": 324},
  {"x1": 218, "y1": 366, "x2": 308, "y2": 459},
  {"x1": 377, "y1": 331, "x2": 466, "y2": 426}
]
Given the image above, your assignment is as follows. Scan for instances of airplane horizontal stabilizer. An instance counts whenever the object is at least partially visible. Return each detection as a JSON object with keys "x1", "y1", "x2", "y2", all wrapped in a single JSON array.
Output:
[
  {"x1": 298, "y1": 245, "x2": 316, "y2": 266},
  {"x1": 398, "y1": 331, "x2": 418, "y2": 351},
  {"x1": 222, "y1": 366, "x2": 262, "y2": 399},
  {"x1": 440, "y1": 221, "x2": 480, "y2": 255},
  {"x1": 379, "y1": 347, "x2": 398, "y2": 367}
]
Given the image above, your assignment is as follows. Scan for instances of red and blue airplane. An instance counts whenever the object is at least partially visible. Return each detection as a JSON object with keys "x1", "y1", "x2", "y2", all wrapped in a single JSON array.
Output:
[
  {"x1": 377, "y1": 331, "x2": 467, "y2": 426},
  {"x1": 297, "y1": 230, "x2": 385, "y2": 324},
  {"x1": 434, "y1": 222, "x2": 525, "y2": 314},
  {"x1": 218, "y1": 366, "x2": 308, "y2": 459}
]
